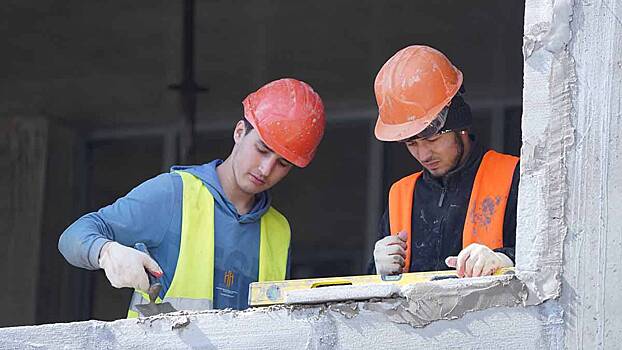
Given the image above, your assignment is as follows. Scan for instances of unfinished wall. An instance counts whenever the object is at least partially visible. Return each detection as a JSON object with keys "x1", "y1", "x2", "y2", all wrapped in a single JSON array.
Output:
[
  {"x1": 561, "y1": 0, "x2": 622, "y2": 347},
  {"x1": 0, "y1": 300, "x2": 563, "y2": 350},
  {"x1": 0, "y1": 274, "x2": 563, "y2": 349},
  {"x1": 519, "y1": 0, "x2": 622, "y2": 347},
  {"x1": 0, "y1": 118, "x2": 92, "y2": 327},
  {"x1": 518, "y1": 0, "x2": 575, "y2": 303}
]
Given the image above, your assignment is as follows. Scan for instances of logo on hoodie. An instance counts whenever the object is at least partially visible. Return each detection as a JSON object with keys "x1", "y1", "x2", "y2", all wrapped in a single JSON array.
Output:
[{"x1": 224, "y1": 270, "x2": 235, "y2": 288}]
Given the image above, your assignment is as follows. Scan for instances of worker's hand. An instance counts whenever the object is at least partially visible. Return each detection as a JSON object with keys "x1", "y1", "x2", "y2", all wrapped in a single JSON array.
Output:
[
  {"x1": 374, "y1": 231, "x2": 408, "y2": 275},
  {"x1": 445, "y1": 243, "x2": 513, "y2": 278},
  {"x1": 98, "y1": 241, "x2": 163, "y2": 292}
]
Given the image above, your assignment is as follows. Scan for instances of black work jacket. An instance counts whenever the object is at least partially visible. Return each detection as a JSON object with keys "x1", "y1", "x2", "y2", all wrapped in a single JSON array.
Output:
[{"x1": 367, "y1": 141, "x2": 519, "y2": 274}]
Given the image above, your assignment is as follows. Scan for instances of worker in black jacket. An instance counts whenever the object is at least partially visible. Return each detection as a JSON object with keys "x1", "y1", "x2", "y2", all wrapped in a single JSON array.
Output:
[{"x1": 369, "y1": 45, "x2": 518, "y2": 278}]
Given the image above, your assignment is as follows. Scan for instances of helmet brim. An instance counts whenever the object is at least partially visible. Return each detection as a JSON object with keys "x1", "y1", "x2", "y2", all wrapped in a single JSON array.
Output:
[{"x1": 374, "y1": 114, "x2": 437, "y2": 142}]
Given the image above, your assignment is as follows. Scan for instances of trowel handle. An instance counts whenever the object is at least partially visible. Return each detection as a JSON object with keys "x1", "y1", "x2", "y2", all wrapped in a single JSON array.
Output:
[{"x1": 134, "y1": 242, "x2": 158, "y2": 285}]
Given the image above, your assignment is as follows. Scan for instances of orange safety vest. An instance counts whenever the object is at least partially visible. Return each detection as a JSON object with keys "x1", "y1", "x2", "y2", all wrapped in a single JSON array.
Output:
[{"x1": 388, "y1": 150, "x2": 519, "y2": 272}]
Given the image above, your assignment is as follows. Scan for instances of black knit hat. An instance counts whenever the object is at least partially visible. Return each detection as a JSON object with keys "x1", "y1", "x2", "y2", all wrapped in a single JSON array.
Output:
[
  {"x1": 443, "y1": 87, "x2": 472, "y2": 132},
  {"x1": 408, "y1": 85, "x2": 472, "y2": 141}
]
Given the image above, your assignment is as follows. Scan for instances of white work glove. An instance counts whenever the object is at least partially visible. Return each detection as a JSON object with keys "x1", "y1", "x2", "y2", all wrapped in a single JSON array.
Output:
[
  {"x1": 445, "y1": 243, "x2": 513, "y2": 278},
  {"x1": 373, "y1": 231, "x2": 408, "y2": 275},
  {"x1": 98, "y1": 241, "x2": 163, "y2": 292}
]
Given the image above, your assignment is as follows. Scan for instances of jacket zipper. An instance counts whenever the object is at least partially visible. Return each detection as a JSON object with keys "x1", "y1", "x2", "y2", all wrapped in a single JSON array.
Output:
[{"x1": 438, "y1": 187, "x2": 447, "y2": 207}]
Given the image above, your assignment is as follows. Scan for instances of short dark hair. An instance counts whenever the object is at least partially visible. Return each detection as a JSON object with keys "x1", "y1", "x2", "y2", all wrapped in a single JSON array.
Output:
[{"x1": 242, "y1": 118, "x2": 254, "y2": 135}]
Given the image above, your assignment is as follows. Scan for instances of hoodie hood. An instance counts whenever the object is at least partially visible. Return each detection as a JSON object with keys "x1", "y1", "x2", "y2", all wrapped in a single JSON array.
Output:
[{"x1": 171, "y1": 160, "x2": 271, "y2": 224}]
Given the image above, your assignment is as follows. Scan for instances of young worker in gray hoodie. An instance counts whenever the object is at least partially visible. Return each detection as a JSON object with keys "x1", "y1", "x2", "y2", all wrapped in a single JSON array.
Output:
[{"x1": 59, "y1": 78, "x2": 326, "y2": 316}]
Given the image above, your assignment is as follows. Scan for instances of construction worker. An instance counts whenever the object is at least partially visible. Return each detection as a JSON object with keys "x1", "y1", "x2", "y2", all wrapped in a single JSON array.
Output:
[
  {"x1": 58, "y1": 78, "x2": 326, "y2": 316},
  {"x1": 369, "y1": 45, "x2": 519, "y2": 278}
]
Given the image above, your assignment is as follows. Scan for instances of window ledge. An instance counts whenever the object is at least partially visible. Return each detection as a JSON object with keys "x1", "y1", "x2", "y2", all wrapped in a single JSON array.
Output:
[{"x1": 284, "y1": 272, "x2": 527, "y2": 328}]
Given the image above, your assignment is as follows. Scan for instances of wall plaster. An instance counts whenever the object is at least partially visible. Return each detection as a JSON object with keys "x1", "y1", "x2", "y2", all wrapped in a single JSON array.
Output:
[
  {"x1": 0, "y1": 299, "x2": 563, "y2": 349},
  {"x1": 520, "y1": 0, "x2": 622, "y2": 348},
  {"x1": 288, "y1": 273, "x2": 527, "y2": 328},
  {"x1": 518, "y1": 0, "x2": 577, "y2": 305}
]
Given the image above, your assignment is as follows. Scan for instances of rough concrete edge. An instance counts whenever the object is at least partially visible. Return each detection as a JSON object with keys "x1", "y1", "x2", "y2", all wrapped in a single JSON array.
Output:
[
  {"x1": 517, "y1": 0, "x2": 576, "y2": 306},
  {"x1": 118, "y1": 274, "x2": 526, "y2": 330},
  {"x1": 269, "y1": 274, "x2": 526, "y2": 329},
  {"x1": 0, "y1": 306, "x2": 288, "y2": 334},
  {"x1": 359, "y1": 274, "x2": 528, "y2": 328},
  {"x1": 0, "y1": 275, "x2": 529, "y2": 343},
  {"x1": 0, "y1": 300, "x2": 565, "y2": 349}
]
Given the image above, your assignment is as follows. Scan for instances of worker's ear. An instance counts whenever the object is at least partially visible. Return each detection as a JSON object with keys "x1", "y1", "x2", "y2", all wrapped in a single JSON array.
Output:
[{"x1": 233, "y1": 120, "x2": 246, "y2": 144}]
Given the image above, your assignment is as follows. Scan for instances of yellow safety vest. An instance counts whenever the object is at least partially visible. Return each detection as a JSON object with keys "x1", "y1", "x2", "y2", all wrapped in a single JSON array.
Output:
[{"x1": 127, "y1": 171, "x2": 290, "y2": 318}]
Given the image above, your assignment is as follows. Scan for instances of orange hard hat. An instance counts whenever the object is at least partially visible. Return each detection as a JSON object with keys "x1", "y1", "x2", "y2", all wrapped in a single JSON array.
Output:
[
  {"x1": 243, "y1": 78, "x2": 325, "y2": 168},
  {"x1": 374, "y1": 45, "x2": 463, "y2": 141}
]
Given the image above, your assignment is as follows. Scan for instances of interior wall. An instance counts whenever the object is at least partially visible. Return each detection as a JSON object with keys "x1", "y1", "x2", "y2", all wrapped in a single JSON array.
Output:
[
  {"x1": 1, "y1": 0, "x2": 524, "y2": 128},
  {"x1": 0, "y1": 118, "x2": 47, "y2": 327},
  {"x1": 0, "y1": 0, "x2": 179, "y2": 127},
  {"x1": 36, "y1": 122, "x2": 91, "y2": 324},
  {"x1": 86, "y1": 136, "x2": 164, "y2": 320}
]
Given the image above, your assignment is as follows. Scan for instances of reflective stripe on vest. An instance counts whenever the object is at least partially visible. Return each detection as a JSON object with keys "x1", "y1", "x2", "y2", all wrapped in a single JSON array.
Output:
[
  {"x1": 127, "y1": 170, "x2": 290, "y2": 318},
  {"x1": 388, "y1": 150, "x2": 519, "y2": 272}
]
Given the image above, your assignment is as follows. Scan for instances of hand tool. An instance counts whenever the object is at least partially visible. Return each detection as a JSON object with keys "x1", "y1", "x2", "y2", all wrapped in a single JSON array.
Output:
[
  {"x1": 249, "y1": 268, "x2": 515, "y2": 306},
  {"x1": 133, "y1": 243, "x2": 177, "y2": 317}
]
